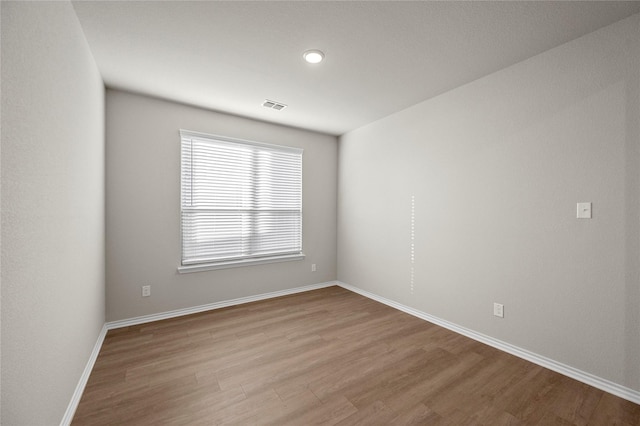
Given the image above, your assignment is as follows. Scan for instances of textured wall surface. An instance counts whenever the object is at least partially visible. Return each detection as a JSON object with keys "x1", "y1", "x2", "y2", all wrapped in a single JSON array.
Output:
[
  {"x1": 105, "y1": 90, "x2": 337, "y2": 321},
  {"x1": 338, "y1": 14, "x2": 640, "y2": 391},
  {"x1": 1, "y1": 2, "x2": 106, "y2": 424}
]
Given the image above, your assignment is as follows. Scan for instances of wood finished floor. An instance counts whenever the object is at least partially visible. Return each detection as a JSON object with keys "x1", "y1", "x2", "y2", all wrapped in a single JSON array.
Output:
[{"x1": 73, "y1": 286, "x2": 640, "y2": 425}]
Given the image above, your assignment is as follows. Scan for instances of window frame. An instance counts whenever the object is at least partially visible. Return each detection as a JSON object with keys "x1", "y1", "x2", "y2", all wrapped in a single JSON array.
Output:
[{"x1": 177, "y1": 130, "x2": 304, "y2": 273}]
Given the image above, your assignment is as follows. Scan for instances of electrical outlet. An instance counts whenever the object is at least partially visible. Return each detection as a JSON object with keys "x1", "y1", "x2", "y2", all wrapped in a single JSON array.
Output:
[
  {"x1": 142, "y1": 285, "x2": 151, "y2": 297},
  {"x1": 311, "y1": 264, "x2": 317, "y2": 272},
  {"x1": 493, "y1": 303, "x2": 504, "y2": 318}
]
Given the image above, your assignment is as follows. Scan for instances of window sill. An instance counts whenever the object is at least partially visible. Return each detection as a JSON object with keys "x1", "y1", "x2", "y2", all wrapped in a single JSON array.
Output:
[{"x1": 177, "y1": 253, "x2": 305, "y2": 274}]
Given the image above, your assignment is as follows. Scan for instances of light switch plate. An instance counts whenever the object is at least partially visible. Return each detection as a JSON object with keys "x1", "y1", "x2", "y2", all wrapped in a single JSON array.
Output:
[{"x1": 577, "y1": 202, "x2": 592, "y2": 219}]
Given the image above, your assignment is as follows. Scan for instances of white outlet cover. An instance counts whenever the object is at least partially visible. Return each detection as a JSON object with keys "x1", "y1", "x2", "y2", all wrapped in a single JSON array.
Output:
[
  {"x1": 577, "y1": 202, "x2": 592, "y2": 219},
  {"x1": 493, "y1": 303, "x2": 504, "y2": 318}
]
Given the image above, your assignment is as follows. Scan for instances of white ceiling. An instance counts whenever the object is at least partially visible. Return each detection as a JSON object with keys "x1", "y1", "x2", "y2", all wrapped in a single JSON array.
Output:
[{"x1": 72, "y1": 1, "x2": 640, "y2": 136}]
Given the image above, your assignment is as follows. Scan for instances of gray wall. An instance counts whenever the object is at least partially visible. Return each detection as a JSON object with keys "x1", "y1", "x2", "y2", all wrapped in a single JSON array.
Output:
[
  {"x1": 106, "y1": 90, "x2": 337, "y2": 321},
  {"x1": 338, "y1": 14, "x2": 640, "y2": 391},
  {"x1": 1, "y1": 2, "x2": 106, "y2": 424}
]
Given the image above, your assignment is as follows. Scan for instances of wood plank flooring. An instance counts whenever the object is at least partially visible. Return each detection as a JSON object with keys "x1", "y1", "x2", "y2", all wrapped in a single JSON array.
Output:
[{"x1": 72, "y1": 286, "x2": 640, "y2": 425}]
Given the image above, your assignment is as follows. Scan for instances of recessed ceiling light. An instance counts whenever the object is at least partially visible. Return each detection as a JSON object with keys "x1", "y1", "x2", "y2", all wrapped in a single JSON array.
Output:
[{"x1": 303, "y1": 49, "x2": 324, "y2": 64}]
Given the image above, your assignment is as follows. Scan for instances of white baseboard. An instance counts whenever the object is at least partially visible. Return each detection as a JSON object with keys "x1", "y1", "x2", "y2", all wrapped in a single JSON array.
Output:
[
  {"x1": 60, "y1": 324, "x2": 108, "y2": 426},
  {"x1": 106, "y1": 281, "x2": 337, "y2": 330},
  {"x1": 336, "y1": 281, "x2": 640, "y2": 405}
]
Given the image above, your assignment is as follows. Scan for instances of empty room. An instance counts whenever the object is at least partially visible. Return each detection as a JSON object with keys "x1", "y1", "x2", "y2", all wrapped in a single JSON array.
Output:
[{"x1": 2, "y1": 1, "x2": 640, "y2": 425}]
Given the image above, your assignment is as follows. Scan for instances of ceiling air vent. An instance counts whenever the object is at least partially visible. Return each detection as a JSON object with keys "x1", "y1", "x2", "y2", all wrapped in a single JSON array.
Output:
[{"x1": 263, "y1": 100, "x2": 287, "y2": 111}]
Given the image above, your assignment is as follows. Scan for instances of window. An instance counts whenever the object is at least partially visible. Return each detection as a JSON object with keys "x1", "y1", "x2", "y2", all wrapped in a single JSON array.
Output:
[{"x1": 179, "y1": 130, "x2": 304, "y2": 272}]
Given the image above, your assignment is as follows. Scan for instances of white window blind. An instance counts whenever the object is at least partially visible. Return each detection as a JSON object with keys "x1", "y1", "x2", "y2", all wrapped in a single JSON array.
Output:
[{"x1": 180, "y1": 130, "x2": 303, "y2": 269}]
